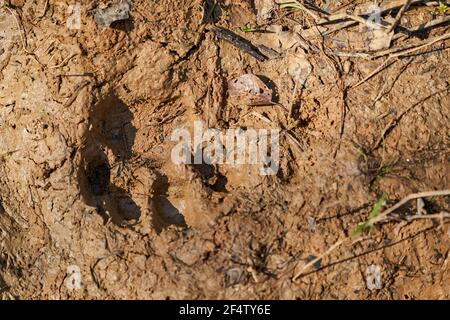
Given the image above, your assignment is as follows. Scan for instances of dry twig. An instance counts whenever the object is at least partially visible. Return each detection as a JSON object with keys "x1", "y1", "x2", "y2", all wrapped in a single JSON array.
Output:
[
  {"x1": 292, "y1": 189, "x2": 450, "y2": 281},
  {"x1": 386, "y1": 0, "x2": 413, "y2": 34}
]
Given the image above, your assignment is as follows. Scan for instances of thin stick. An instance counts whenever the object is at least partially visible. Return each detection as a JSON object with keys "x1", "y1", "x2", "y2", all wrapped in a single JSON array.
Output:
[
  {"x1": 345, "y1": 14, "x2": 388, "y2": 30},
  {"x1": 392, "y1": 15, "x2": 450, "y2": 41},
  {"x1": 373, "y1": 190, "x2": 450, "y2": 224},
  {"x1": 318, "y1": 0, "x2": 429, "y2": 26},
  {"x1": 212, "y1": 27, "x2": 268, "y2": 62},
  {"x1": 386, "y1": 0, "x2": 413, "y2": 34},
  {"x1": 352, "y1": 32, "x2": 450, "y2": 88},
  {"x1": 250, "y1": 111, "x2": 271, "y2": 123},
  {"x1": 289, "y1": 1, "x2": 321, "y2": 21},
  {"x1": 48, "y1": 53, "x2": 77, "y2": 69},
  {"x1": 4, "y1": 7, "x2": 45, "y2": 67},
  {"x1": 5, "y1": 7, "x2": 27, "y2": 51},
  {"x1": 374, "y1": 31, "x2": 450, "y2": 58},
  {"x1": 63, "y1": 81, "x2": 91, "y2": 108},
  {"x1": 292, "y1": 189, "x2": 450, "y2": 280},
  {"x1": 406, "y1": 212, "x2": 450, "y2": 221},
  {"x1": 317, "y1": 0, "x2": 434, "y2": 37},
  {"x1": 331, "y1": 27, "x2": 450, "y2": 60},
  {"x1": 36, "y1": 0, "x2": 49, "y2": 19},
  {"x1": 247, "y1": 111, "x2": 303, "y2": 153},
  {"x1": 373, "y1": 87, "x2": 448, "y2": 149},
  {"x1": 293, "y1": 239, "x2": 348, "y2": 281},
  {"x1": 351, "y1": 58, "x2": 396, "y2": 89},
  {"x1": 285, "y1": 131, "x2": 303, "y2": 153},
  {"x1": 390, "y1": 32, "x2": 450, "y2": 58},
  {"x1": 371, "y1": 57, "x2": 413, "y2": 106}
]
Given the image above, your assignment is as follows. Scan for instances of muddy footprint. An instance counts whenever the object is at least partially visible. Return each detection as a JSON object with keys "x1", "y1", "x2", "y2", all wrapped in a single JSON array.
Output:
[{"x1": 78, "y1": 93, "x2": 140, "y2": 225}]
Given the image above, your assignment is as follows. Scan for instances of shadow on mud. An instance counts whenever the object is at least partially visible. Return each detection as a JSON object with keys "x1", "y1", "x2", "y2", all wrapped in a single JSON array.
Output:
[
  {"x1": 151, "y1": 173, "x2": 187, "y2": 233},
  {"x1": 78, "y1": 93, "x2": 139, "y2": 225}
]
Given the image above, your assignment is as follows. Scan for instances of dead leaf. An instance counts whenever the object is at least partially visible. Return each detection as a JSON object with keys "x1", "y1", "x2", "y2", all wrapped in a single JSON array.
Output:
[{"x1": 228, "y1": 74, "x2": 274, "y2": 106}]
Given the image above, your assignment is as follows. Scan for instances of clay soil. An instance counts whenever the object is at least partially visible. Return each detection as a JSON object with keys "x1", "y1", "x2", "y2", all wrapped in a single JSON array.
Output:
[{"x1": 0, "y1": 0, "x2": 449, "y2": 299}]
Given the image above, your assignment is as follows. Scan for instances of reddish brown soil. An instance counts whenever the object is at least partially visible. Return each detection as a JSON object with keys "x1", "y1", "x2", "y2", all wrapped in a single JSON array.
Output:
[{"x1": 0, "y1": 0, "x2": 449, "y2": 299}]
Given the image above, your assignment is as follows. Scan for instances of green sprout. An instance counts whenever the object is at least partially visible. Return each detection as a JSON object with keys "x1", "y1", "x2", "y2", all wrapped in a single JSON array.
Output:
[
  {"x1": 376, "y1": 165, "x2": 392, "y2": 180},
  {"x1": 438, "y1": 3, "x2": 448, "y2": 14},
  {"x1": 351, "y1": 196, "x2": 386, "y2": 237},
  {"x1": 279, "y1": 1, "x2": 303, "y2": 10},
  {"x1": 355, "y1": 147, "x2": 369, "y2": 162},
  {"x1": 240, "y1": 25, "x2": 258, "y2": 33}
]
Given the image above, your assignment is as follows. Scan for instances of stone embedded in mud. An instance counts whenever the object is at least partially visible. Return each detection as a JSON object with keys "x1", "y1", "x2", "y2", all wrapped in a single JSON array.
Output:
[{"x1": 94, "y1": 0, "x2": 133, "y2": 28}]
